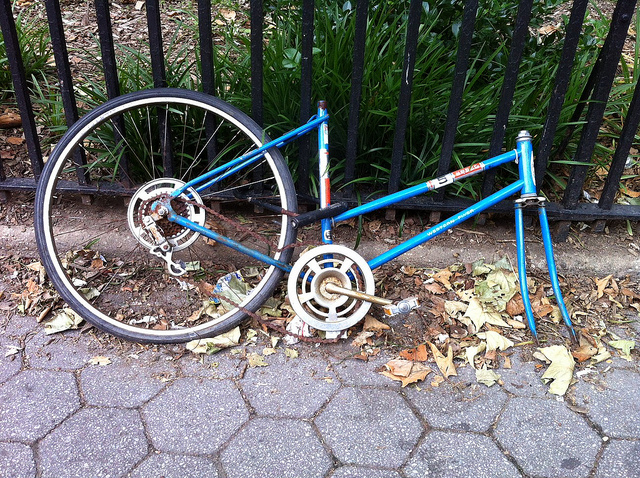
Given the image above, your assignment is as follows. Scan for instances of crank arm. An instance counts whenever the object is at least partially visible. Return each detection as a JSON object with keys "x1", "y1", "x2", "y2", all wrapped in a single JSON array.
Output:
[
  {"x1": 323, "y1": 283, "x2": 419, "y2": 316},
  {"x1": 324, "y1": 282, "x2": 392, "y2": 305}
]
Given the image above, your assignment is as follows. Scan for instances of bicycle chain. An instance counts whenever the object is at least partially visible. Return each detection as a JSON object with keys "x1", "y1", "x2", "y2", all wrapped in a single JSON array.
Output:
[
  {"x1": 173, "y1": 196, "x2": 340, "y2": 344},
  {"x1": 177, "y1": 196, "x2": 325, "y2": 252}
]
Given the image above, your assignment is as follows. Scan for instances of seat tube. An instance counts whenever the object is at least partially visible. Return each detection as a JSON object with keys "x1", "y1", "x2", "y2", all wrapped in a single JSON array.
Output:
[
  {"x1": 516, "y1": 131, "x2": 536, "y2": 196},
  {"x1": 317, "y1": 100, "x2": 332, "y2": 244}
]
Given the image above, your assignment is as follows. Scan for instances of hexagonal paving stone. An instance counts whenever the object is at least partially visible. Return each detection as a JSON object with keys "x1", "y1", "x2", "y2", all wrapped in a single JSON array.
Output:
[
  {"x1": 24, "y1": 330, "x2": 96, "y2": 370},
  {"x1": 130, "y1": 453, "x2": 219, "y2": 478},
  {"x1": 499, "y1": 352, "x2": 549, "y2": 398},
  {"x1": 330, "y1": 353, "x2": 397, "y2": 387},
  {"x1": 0, "y1": 370, "x2": 79, "y2": 442},
  {"x1": 329, "y1": 466, "x2": 402, "y2": 478},
  {"x1": 240, "y1": 353, "x2": 338, "y2": 418},
  {"x1": 81, "y1": 361, "x2": 169, "y2": 408},
  {"x1": 595, "y1": 439, "x2": 640, "y2": 478},
  {"x1": 2, "y1": 314, "x2": 38, "y2": 337},
  {"x1": 178, "y1": 352, "x2": 244, "y2": 379},
  {"x1": 143, "y1": 377, "x2": 248, "y2": 454},
  {"x1": 404, "y1": 430, "x2": 521, "y2": 478},
  {"x1": 406, "y1": 365, "x2": 508, "y2": 432},
  {"x1": 0, "y1": 442, "x2": 36, "y2": 478},
  {"x1": 495, "y1": 397, "x2": 601, "y2": 477},
  {"x1": 220, "y1": 418, "x2": 331, "y2": 478},
  {"x1": 38, "y1": 408, "x2": 148, "y2": 478},
  {"x1": 315, "y1": 387, "x2": 423, "y2": 468},
  {"x1": 0, "y1": 337, "x2": 22, "y2": 384},
  {"x1": 574, "y1": 369, "x2": 640, "y2": 439}
]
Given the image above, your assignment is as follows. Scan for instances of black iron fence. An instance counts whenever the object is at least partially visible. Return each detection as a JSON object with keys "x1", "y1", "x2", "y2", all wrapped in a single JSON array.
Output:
[{"x1": 1, "y1": 0, "x2": 640, "y2": 238}]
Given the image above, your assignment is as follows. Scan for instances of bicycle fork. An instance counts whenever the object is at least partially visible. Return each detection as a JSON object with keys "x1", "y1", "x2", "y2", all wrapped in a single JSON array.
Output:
[
  {"x1": 514, "y1": 199, "x2": 577, "y2": 343},
  {"x1": 514, "y1": 131, "x2": 577, "y2": 343}
]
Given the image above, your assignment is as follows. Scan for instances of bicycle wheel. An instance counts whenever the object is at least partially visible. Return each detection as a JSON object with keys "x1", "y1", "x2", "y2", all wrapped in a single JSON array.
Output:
[{"x1": 35, "y1": 88, "x2": 297, "y2": 343}]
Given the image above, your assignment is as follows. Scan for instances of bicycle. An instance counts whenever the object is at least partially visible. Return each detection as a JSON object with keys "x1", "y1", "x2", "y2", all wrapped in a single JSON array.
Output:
[{"x1": 34, "y1": 88, "x2": 576, "y2": 344}]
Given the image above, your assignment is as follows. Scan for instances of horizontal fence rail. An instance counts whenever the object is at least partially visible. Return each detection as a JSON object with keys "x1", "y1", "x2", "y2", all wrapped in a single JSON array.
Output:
[{"x1": 1, "y1": 0, "x2": 640, "y2": 235}]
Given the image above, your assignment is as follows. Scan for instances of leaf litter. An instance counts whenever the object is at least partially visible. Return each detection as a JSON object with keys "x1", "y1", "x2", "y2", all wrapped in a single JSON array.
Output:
[
  {"x1": 1, "y1": 234, "x2": 639, "y2": 398},
  {"x1": 362, "y1": 256, "x2": 640, "y2": 396}
]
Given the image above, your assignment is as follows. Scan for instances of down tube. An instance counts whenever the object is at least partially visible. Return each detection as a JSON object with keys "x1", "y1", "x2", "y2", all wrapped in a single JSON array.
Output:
[{"x1": 368, "y1": 180, "x2": 525, "y2": 270}]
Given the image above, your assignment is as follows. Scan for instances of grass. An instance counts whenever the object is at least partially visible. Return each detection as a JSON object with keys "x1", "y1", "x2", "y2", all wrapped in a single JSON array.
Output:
[
  {"x1": 13, "y1": 0, "x2": 640, "y2": 201},
  {"x1": 0, "y1": 5, "x2": 52, "y2": 101}
]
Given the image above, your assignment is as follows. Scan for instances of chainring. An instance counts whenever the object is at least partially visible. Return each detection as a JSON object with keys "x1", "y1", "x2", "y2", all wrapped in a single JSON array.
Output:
[{"x1": 287, "y1": 244, "x2": 375, "y2": 331}]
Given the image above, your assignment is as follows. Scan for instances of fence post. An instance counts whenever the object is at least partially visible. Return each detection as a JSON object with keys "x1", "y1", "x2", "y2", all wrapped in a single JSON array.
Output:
[
  {"x1": 433, "y1": 0, "x2": 478, "y2": 212},
  {"x1": 388, "y1": 0, "x2": 422, "y2": 209},
  {"x1": 0, "y1": 0, "x2": 43, "y2": 188},
  {"x1": 198, "y1": 0, "x2": 215, "y2": 96},
  {"x1": 297, "y1": 0, "x2": 315, "y2": 198},
  {"x1": 343, "y1": 0, "x2": 369, "y2": 197},
  {"x1": 557, "y1": 0, "x2": 638, "y2": 240},
  {"x1": 250, "y1": 0, "x2": 263, "y2": 126},
  {"x1": 480, "y1": 0, "x2": 534, "y2": 200},
  {"x1": 535, "y1": 0, "x2": 589, "y2": 188},
  {"x1": 594, "y1": 81, "x2": 640, "y2": 230},
  {"x1": 44, "y1": 0, "x2": 89, "y2": 186}
]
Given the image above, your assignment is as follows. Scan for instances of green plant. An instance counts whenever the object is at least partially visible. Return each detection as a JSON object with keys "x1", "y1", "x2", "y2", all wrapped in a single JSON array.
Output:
[
  {"x1": 58, "y1": 0, "x2": 634, "y2": 201},
  {"x1": 0, "y1": 5, "x2": 52, "y2": 100}
]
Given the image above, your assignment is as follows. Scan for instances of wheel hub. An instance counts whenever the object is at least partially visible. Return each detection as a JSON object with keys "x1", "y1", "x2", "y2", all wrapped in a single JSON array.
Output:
[{"x1": 127, "y1": 178, "x2": 206, "y2": 251}]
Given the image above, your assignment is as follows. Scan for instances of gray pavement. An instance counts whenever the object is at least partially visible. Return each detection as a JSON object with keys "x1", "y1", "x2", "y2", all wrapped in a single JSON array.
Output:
[{"x1": 1, "y1": 310, "x2": 639, "y2": 478}]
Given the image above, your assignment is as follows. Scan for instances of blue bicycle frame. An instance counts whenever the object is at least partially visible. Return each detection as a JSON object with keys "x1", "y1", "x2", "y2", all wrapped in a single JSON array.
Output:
[{"x1": 161, "y1": 102, "x2": 576, "y2": 342}]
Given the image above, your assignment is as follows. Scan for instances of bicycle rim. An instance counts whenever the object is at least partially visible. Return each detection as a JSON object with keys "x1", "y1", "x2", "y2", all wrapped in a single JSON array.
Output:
[{"x1": 35, "y1": 89, "x2": 297, "y2": 343}]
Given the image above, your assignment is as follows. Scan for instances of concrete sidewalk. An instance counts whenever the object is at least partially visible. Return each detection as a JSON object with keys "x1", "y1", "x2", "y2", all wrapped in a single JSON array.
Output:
[{"x1": 1, "y1": 308, "x2": 639, "y2": 478}]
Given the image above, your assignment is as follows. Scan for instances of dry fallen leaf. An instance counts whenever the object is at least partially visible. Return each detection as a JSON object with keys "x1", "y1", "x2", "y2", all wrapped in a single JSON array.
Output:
[
  {"x1": 89, "y1": 356, "x2": 112, "y2": 366},
  {"x1": 44, "y1": 308, "x2": 83, "y2": 335},
  {"x1": 0, "y1": 112, "x2": 21, "y2": 128},
  {"x1": 248, "y1": 353, "x2": 269, "y2": 368},
  {"x1": 427, "y1": 342, "x2": 457, "y2": 378},
  {"x1": 506, "y1": 295, "x2": 525, "y2": 316},
  {"x1": 595, "y1": 275, "x2": 612, "y2": 299},
  {"x1": 501, "y1": 353, "x2": 512, "y2": 369},
  {"x1": 424, "y1": 282, "x2": 447, "y2": 295},
  {"x1": 351, "y1": 330, "x2": 375, "y2": 347},
  {"x1": 463, "y1": 298, "x2": 509, "y2": 331},
  {"x1": 384, "y1": 359, "x2": 414, "y2": 377},
  {"x1": 572, "y1": 339, "x2": 598, "y2": 363},
  {"x1": 608, "y1": 339, "x2": 635, "y2": 361},
  {"x1": 444, "y1": 300, "x2": 467, "y2": 317},
  {"x1": 185, "y1": 327, "x2": 241, "y2": 354},
  {"x1": 363, "y1": 315, "x2": 390, "y2": 333},
  {"x1": 26, "y1": 261, "x2": 46, "y2": 284},
  {"x1": 432, "y1": 269, "x2": 453, "y2": 290},
  {"x1": 465, "y1": 342, "x2": 486, "y2": 369},
  {"x1": 476, "y1": 366, "x2": 502, "y2": 387},
  {"x1": 284, "y1": 348, "x2": 299, "y2": 359},
  {"x1": 380, "y1": 359, "x2": 432, "y2": 387},
  {"x1": 477, "y1": 330, "x2": 514, "y2": 352},
  {"x1": 537, "y1": 345, "x2": 575, "y2": 396},
  {"x1": 399, "y1": 343, "x2": 428, "y2": 362}
]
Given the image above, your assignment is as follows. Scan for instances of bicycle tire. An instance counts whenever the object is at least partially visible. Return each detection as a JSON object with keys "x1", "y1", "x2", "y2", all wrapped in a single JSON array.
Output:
[{"x1": 35, "y1": 88, "x2": 297, "y2": 343}]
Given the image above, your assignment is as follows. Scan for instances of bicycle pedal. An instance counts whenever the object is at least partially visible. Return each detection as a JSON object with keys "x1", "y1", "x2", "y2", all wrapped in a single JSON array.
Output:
[{"x1": 383, "y1": 297, "x2": 420, "y2": 317}]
